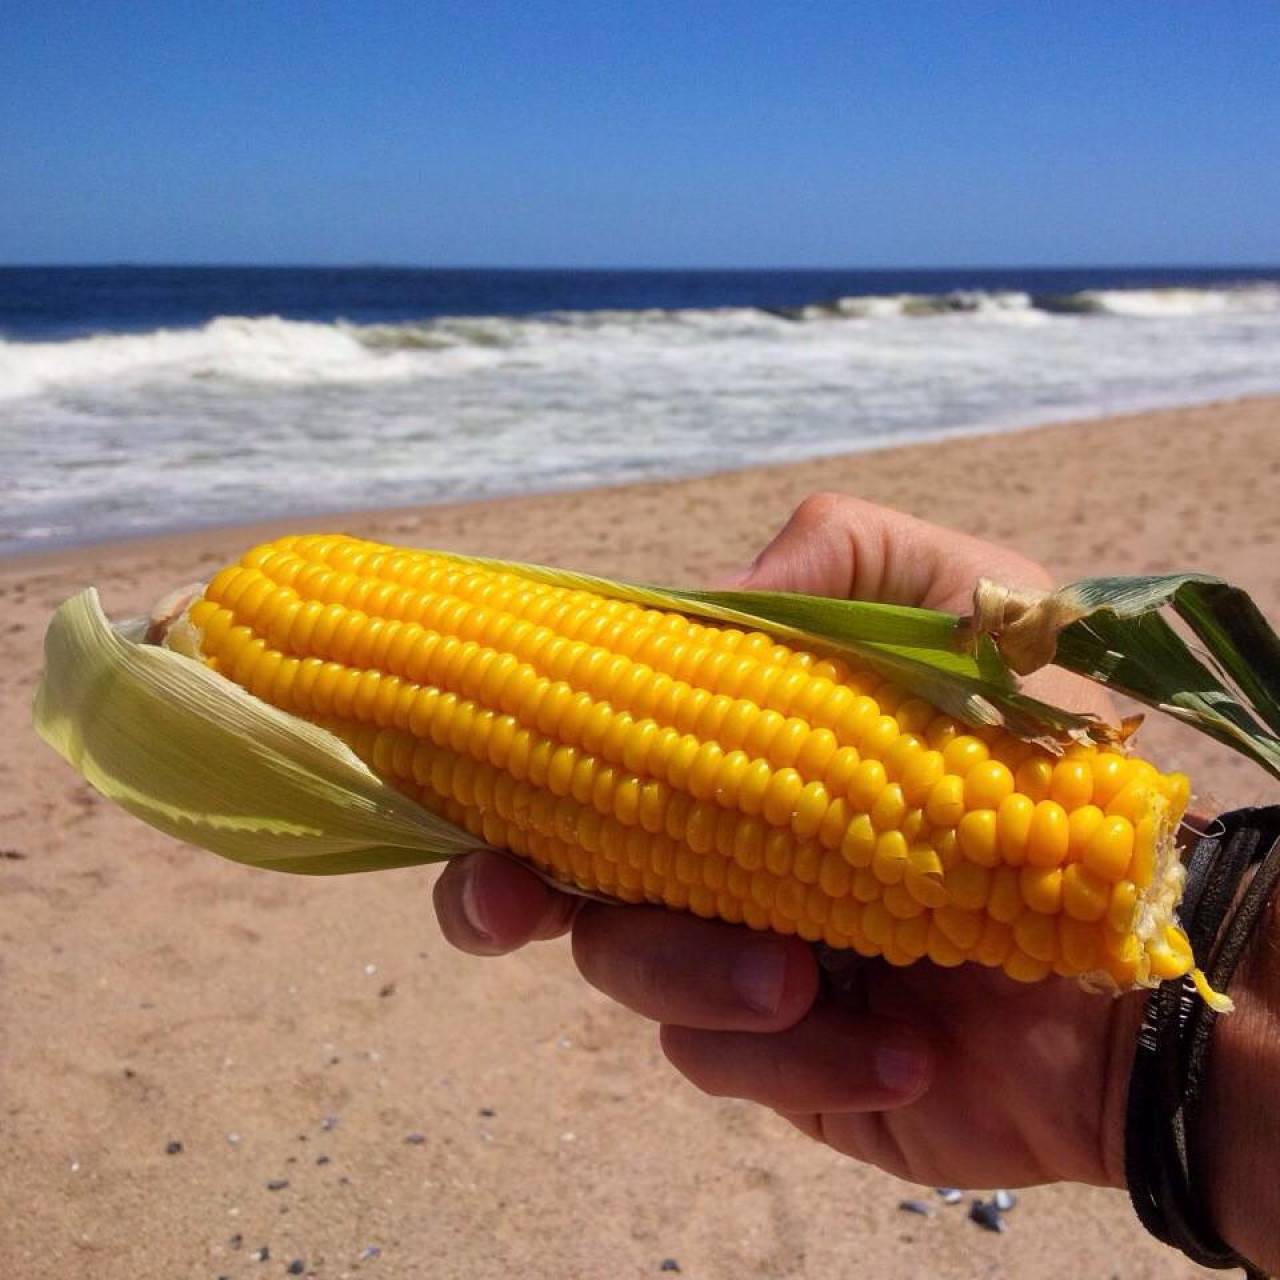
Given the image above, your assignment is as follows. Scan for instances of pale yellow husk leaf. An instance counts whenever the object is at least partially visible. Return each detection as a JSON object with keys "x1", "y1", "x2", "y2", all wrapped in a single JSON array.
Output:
[{"x1": 33, "y1": 588, "x2": 475, "y2": 874}]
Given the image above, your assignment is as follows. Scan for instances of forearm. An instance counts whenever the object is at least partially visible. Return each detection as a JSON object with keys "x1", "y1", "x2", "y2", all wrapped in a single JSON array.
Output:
[{"x1": 1201, "y1": 886, "x2": 1280, "y2": 1272}]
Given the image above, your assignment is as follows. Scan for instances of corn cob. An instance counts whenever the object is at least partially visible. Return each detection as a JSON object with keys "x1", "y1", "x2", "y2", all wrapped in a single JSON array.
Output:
[{"x1": 173, "y1": 532, "x2": 1200, "y2": 993}]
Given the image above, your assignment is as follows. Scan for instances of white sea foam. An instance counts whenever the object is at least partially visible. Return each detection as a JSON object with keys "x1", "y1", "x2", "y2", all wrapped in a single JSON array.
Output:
[
  {"x1": 4, "y1": 285, "x2": 1280, "y2": 551},
  {"x1": 0, "y1": 315, "x2": 480, "y2": 401}
]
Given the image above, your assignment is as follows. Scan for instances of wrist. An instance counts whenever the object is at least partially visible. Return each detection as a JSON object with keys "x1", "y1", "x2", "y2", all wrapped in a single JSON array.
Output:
[
  {"x1": 1198, "y1": 885, "x2": 1280, "y2": 1271},
  {"x1": 1100, "y1": 992, "x2": 1146, "y2": 1190}
]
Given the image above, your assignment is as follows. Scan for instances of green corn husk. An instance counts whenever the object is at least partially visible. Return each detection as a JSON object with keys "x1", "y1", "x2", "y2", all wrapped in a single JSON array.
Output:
[{"x1": 32, "y1": 544, "x2": 1280, "y2": 878}]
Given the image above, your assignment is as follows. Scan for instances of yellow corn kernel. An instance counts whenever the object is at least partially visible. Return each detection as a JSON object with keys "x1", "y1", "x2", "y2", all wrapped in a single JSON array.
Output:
[
  {"x1": 964, "y1": 760, "x2": 1015, "y2": 810},
  {"x1": 895, "y1": 698, "x2": 935, "y2": 734},
  {"x1": 816, "y1": 796, "x2": 853, "y2": 851},
  {"x1": 973, "y1": 917, "x2": 1013, "y2": 968},
  {"x1": 996, "y1": 792, "x2": 1035, "y2": 866},
  {"x1": 872, "y1": 830, "x2": 909, "y2": 885},
  {"x1": 942, "y1": 734, "x2": 989, "y2": 775},
  {"x1": 818, "y1": 850, "x2": 851, "y2": 899},
  {"x1": 867, "y1": 782, "x2": 905, "y2": 833},
  {"x1": 1059, "y1": 916, "x2": 1104, "y2": 971},
  {"x1": 933, "y1": 905, "x2": 984, "y2": 951},
  {"x1": 902, "y1": 749, "x2": 946, "y2": 806},
  {"x1": 851, "y1": 867, "x2": 881, "y2": 903},
  {"x1": 1013, "y1": 911, "x2": 1058, "y2": 963},
  {"x1": 1014, "y1": 755, "x2": 1054, "y2": 803},
  {"x1": 924, "y1": 774, "x2": 966, "y2": 827},
  {"x1": 1107, "y1": 880, "x2": 1139, "y2": 934},
  {"x1": 840, "y1": 814, "x2": 877, "y2": 868},
  {"x1": 904, "y1": 870, "x2": 949, "y2": 911},
  {"x1": 847, "y1": 758, "x2": 888, "y2": 811},
  {"x1": 1063, "y1": 863, "x2": 1110, "y2": 922},
  {"x1": 1131, "y1": 814, "x2": 1159, "y2": 888},
  {"x1": 1004, "y1": 949, "x2": 1053, "y2": 983},
  {"x1": 860, "y1": 900, "x2": 893, "y2": 947},
  {"x1": 1082, "y1": 815, "x2": 1136, "y2": 883},
  {"x1": 986, "y1": 864, "x2": 1024, "y2": 924},
  {"x1": 1067, "y1": 803, "x2": 1106, "y2": 859},
  {"x1": 1162, "y1": 772, "x2": 1191, "y2": 815},
  {"x1": 932, "y1": 826, "x2": 961, "y2": 869},
  {"x1": 1107, "y1": 781, "x2": 1151, "y2": 823},
  {"x1": 1020, "y1": 865, "x2": 1064, "y2": 915},
  {"x1": 1089, "y1": 752, "x2": 1129, "y2": 807},
  {"x1": 900, "y1": 806, "x2": 927, "y2": 843},
  {"x1": 1026, "y1": 800, "x2": 1070, "y2": 868},
  {"x1": 891, "y1": 913, "x2": 931, "y2": 960},
  {"x1": 882, "y1": 733, "x2": 923, "y2": 781},
  {"x1": 822, "y1": 745, "x2": 862, "y2": 797},
  {"x1": 945, "y1": 859, "x2": 992, "y2": 912},
  {"x1": 1050, "y1": 758, "x2": 1093, "y2": 809},
  {"x1": 926, "y1": 923, "x2": 968, "y2": 968},
  {"x1": 883, "y1": 880, "x2": 925, "y2": 920},
  {"x1": 1147, "y1": 926, "x2": 1195, "y2": 981},
  {"x1": 906, "y1": 841, "x2": 944, "y2": 879},
  {"x1": 858, "y1": 714, "x2": 901, "y2": 760},
  {"x1": 957, "y1": 808, "x2": 1000, "y2": 867}
]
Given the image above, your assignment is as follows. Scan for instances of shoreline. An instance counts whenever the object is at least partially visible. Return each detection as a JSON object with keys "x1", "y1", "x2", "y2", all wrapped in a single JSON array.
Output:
[
  {"x1": 6, "y1": 391, "x2": 1279, "y2": 572},
  {"x1": 6, "y1": 393, "x2": 1277, "y2": 1278}
]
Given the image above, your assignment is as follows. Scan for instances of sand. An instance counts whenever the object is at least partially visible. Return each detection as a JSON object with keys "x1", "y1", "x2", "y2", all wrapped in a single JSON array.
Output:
[{"x1": 3, "y1": 396, "x2": 1277, "y2": 1279}]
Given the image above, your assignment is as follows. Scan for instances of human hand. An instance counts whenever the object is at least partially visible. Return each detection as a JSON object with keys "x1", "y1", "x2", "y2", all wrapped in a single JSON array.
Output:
[{"x1": 433, "y1": 493, "x2": 1141, "y2": 1191}]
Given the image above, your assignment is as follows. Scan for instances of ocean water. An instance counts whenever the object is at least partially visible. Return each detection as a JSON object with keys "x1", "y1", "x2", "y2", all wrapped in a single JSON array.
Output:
[{"x1": 3, "y1": 265, "x2": 1280, "y2": 554}]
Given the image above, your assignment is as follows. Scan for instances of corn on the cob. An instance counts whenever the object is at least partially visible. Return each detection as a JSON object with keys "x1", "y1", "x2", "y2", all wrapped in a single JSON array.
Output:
[{"x1": 175, "y1": 532, "x2": 1199, "y2": 992}]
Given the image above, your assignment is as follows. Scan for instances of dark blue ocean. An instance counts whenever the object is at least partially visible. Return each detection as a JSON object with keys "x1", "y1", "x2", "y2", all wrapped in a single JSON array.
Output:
[
  {"x1": 4, "y1": 264, "x2": 1280, "y2": 341},
  {"x1": 3, "y1": 264, "x2": 1279, "y2": 552}
]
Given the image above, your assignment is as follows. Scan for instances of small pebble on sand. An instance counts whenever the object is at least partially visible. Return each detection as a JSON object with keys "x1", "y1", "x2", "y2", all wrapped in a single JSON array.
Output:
[
  {"x1": 165, "y1": 1140, "x2": 183, "y2": 1155},
  {"x1": 659, "y1": 1260, "x2": 681, "y2": 1274},
  {"x1": 266, "y1": 1179, "x2": 290, "y2": 1191}
]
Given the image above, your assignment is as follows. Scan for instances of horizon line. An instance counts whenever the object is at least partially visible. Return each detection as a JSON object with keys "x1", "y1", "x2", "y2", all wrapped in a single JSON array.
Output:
[{"x1": 3, "y1": 260, "x2": 1280, "y2": 274}]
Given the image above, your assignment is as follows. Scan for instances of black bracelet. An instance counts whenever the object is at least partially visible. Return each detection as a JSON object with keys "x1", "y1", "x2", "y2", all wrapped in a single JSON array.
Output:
[{"x1": 1124, "y1": 805, "x2": 1280, "y2": 1279}]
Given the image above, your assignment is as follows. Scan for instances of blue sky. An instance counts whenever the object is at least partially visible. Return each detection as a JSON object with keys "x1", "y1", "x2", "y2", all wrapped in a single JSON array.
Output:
[{"x1": 3, "y1": 1, "x2": 1277, "y2": 267}]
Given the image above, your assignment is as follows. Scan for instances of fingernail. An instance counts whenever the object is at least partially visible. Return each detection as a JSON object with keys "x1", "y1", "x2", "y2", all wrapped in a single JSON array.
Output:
[
  {"x1": 732, "y1": 943, "x2": 788, "y2": 1015},
  {"x1": 874, "y1": 1036, "x2": 930, "y2": 1096},
  {"x1": 460, "y1": 874, "x2": 492, "y2": 943}
]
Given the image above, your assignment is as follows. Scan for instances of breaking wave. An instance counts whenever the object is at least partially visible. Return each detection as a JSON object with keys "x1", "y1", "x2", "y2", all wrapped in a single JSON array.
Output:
[{"x1": 3, "y1": 284, "x2": 1279, "y2": 401}]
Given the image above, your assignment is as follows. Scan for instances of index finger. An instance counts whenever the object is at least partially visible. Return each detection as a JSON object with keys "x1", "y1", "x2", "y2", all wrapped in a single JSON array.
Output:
[{"x1": 729, "y1": 493, "x2": 1053, "y2": 613}]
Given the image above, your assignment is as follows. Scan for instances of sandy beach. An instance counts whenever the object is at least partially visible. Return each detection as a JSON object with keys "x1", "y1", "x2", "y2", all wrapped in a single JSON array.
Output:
[{"x1": 4, "y1": 395, "x2": 1278, "y2": 1279}]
